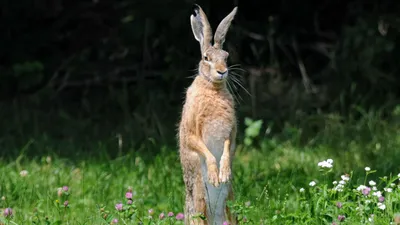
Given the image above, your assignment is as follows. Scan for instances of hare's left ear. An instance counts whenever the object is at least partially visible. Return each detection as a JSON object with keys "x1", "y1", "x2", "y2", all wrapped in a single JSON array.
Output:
[{"x1": 214, "y1": 7, "x2": 238, "y2": 49}]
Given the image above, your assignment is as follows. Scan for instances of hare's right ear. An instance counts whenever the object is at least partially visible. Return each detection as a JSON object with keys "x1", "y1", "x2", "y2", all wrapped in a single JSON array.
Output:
[{"x1": 190, "y1": 4, "x2": 212, "y2": 54}]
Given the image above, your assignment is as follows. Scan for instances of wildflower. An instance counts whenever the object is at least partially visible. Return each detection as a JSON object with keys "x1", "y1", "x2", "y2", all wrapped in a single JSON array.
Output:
[
  {"x1": 341, "y1": 175, "x2": 350, "y2": 181},
  {"x1": 333, "y1": 184, "x2": 345, "y2": 192},
  {"x1": 398, "y1": 173, "x2": 400, "y2": 179},
  {"x1": 62, "y1": 186, "x2": 69, "y2": 192},
  {"x1": 1, "y1": 196, "x2": 5, "y2": 201},
  {"x1": 338, "y1": 215, "x2": 345, "y2": 222},
  {"x1": 365, "y1": 167, "x2": 371, "y2": 171},
  {"x1": 159, "y1": 213, "x2": 165, "y2": 220},
  {"x1": 309, "y1": 181, "x2": 316, "y2": 187},
  {"x1": 20, "y1": 170, "x2": 28, "y2": 177},
  {"x1": 46, "y1": 156, "x2": 52, "y2": 163},
  {"x1": 223, "y1": 221, "x2": 229, "y2": 225},
  {"x1": 394, "y1": 214, "x2": 400, "y2": 224},
  {"x1": 148, "y1": 209, "x2": 154, "y2": 216},
  {"x1": 390, "y1": 183, "x2": 396, "y2": 187},
  {"x1": 362, "y1": 187, "x2": 371, "y2": 196},
  {"x1": 125, "y1": 192, "x2": 133, "y2": 199},
  {"x1": 336, "y1": 202, "x2": 343, "y2": 209},
  {"x1": 115, "y1": 203, "x2": 123, "y2": 211},
  {"x1": 339, "y1": 180, "x2": 346, "y2": 185},
  {"x1": 176, "y1": 213, "x2": 184, "y2": 220},
  {"x1": 299, "y1": 188, "x2": 305, "y2": 193},
  {"x1": 127, "y1": 200, "x2": 133, "y2": 205},
  {"x1": 369, "y1": 180, "x2": 376, "y2": 186},
  {"x1": 64, "y1": 201, "x2": 69, "y2": 207},
  {"x1": 373, "y1": 191, "x2": 382, "y2": 198},
  {"x1": 3, "y1": 208, "x2": 12, "y2": 217},
  {"x1": 365, "y1": 200, "x2": 371, "y2": 204},
  {"x1": 245, "y1": 201, "x2": 251, "y2": 207},
  {"x1": 111, "y1": 218, "x2": 118, "y2": 224},
  {"x1": 377, "y1": 202, "x2": 386, "y2": 210},
  {"x1": 318, "y1": 159, "x2": 333, "y2": 168},
  {"x1": 379, "y1": 196, "x2": 385, "y2": 202},
  {"x1": 57, "y1": 188, "x2": 63, "y2": 197},
  {"x1": 357, "y1": 185, "x2": 367, "y2": 191},
  {"x1": 372, "y1": 186, "x2": 377, "y2": 191},
  {"x1": 384, "y1": 187, "x2": 393, "y2": 192},
  {"x1": 168, "y1": 212, "x2": 174, "y2": 217},
  {"x1": 333, "y1": 181, "x2": 338, "y2": 185},
  {"x1": 368, "y1": 214, "x2": 374, "y2": 222}
]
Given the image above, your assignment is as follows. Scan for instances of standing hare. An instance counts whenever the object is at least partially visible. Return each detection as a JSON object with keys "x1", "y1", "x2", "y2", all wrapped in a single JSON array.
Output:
[{"x1": 178, "y1": 4, "x2": 238, "y2": 225}]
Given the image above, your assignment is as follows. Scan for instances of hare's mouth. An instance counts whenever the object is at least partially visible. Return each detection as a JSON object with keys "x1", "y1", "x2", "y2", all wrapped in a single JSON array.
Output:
[{"x1": 216, "y1": 71, "x2": 228, "y2": 80}]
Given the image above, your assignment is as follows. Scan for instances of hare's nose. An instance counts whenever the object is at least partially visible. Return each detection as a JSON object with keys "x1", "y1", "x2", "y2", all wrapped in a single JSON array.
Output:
[{"x1": 217, "y1": 70, "x2": 227, "y2": 75}]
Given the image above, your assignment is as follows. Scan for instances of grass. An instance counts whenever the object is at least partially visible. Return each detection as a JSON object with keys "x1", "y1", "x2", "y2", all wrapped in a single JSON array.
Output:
[
  {"x1": 1, "y1": 106, "x2": 400, "y2": 224},
  {"x1": 1, "y1": 132, "x2": 400, "y2": 225}
]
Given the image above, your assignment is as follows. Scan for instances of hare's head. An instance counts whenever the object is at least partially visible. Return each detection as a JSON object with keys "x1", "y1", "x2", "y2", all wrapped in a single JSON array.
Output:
[{"x1": 190, "y1": 4, "x2": 238, "y2": 84}]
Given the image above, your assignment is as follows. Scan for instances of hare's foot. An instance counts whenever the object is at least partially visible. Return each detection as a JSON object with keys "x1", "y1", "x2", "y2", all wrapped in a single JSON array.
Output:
[
  {"x1": 219, "y1": 157, "x2": 231, "y2": 183},
  {"x1": 207, "y1": 160, "x2": 220, "y2": 187}
]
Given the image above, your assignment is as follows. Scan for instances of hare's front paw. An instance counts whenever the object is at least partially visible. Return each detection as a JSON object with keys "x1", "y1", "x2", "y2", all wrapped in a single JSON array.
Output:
[
  {"x1": 219, "y1": 158, "x2": 231, "y2": 183},
  {"x1": 207, "y1": 161, "x2": 220, "y2": 187}
]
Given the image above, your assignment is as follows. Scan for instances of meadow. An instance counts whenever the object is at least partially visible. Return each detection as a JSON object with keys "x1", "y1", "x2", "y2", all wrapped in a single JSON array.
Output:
[{"x1": 1, "y1": 111, "x2": 400, "y2": 225}]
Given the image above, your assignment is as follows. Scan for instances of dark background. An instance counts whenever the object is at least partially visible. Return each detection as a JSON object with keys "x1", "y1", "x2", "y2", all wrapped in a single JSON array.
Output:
[{"x1": 1, "y1": 0, "x2": 400, "y2": 157}]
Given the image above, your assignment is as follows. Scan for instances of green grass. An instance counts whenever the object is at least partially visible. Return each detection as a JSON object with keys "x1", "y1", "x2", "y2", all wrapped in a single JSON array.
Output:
[
  {"x1": 1, "y1": 106, "x2": 400, "y2": 224},
  {"x1": 1, "y1": 134, "x2": 400, "y2": 225}
]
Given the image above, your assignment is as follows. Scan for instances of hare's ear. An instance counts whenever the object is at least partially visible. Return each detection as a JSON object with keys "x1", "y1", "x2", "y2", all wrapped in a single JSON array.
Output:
[
  {"x1": 214, "y1": 7, "x2": 238, "y2": 49},
  {"x1": 190, "y1": 4, "x2": 212, "y2": 54}
]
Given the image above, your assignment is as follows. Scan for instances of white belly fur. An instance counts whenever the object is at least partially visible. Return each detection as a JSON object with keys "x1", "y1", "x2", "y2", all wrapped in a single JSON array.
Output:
[{"x1": 201, "y1": 119, "x2": 231, "y2": 224}]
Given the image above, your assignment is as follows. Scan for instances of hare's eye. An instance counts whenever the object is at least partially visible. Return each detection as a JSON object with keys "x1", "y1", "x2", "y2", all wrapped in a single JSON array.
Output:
[{"x1": 204, "y1": 55, "x2": 210, "y2": 61}]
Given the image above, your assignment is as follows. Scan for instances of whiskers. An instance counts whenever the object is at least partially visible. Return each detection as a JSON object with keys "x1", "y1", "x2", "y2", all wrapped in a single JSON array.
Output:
[
  {"x1": 227, "y1": 64, "x2": 251, "y2": 103},
  {"x1": 187, "y1": 67, "x2": 199, "y2": 79}
]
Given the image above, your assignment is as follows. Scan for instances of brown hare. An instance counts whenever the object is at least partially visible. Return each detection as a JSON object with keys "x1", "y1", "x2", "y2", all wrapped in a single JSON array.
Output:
[{"x1": 178, "y1": 4, "x2": 238, "y2": 225}]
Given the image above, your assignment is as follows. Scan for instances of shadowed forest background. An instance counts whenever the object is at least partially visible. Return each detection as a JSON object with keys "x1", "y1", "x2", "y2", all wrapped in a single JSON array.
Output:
[
  {"x1": 3, "y1": 0, "x2": 400, "y2": 224},
  {"x1": 1, "y1": 0, "x2": 400, "y2": 160}
]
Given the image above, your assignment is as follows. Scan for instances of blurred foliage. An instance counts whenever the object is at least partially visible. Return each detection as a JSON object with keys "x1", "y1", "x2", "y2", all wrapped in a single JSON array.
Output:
[{"x1": 1, "y1": 0, "x2": 400, "y2": 149}]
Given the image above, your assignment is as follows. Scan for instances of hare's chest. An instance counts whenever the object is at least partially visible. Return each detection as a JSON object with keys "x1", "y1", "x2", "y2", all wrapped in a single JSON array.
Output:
[{"x1": 202, "y1": 118, "x2": 233, "y2": 162}]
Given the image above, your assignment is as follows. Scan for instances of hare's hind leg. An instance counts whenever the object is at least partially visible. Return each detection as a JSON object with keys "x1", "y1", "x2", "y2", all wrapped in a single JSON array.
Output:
[
  {"x1": 184, "y1": 171, "x2": 207, "y2": 225},
  {"x1": 225, "y1": 185, "x2": 238, "y2": 225},
  {"x1": 192, "y1": 172, "x2": 207, "y2": 225},
  {"x1": 182, "y1": 151, "x2": 206, "y2": 225}
]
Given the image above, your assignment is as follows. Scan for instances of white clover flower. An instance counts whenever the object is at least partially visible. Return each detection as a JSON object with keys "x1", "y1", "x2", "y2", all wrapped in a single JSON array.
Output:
[
  {"x1": 333, "y1": 181, "x2": 338, "y2": 185},
  {"x1": 299, "y1": 188, "x2": 305, "y2": 193},
  {"x1": 339, "y1": 180, "x2": 346, "y2": 185},
  {"x1": 341, "y1": 175, "x2": 350, "y2": 181},
  {"x1": 19, "y1": 170, "x2": 28, "y2": 177},
  {"x1": 384, "y1": 188, "x2": 393, "y2": 193},
  {"x1": 369, "y1": 180, "x2": 376, "y2": 186},
  {"x1": 368, "y1": 214, "x2": 374, "y2": 222},
  {"x1": 318, "y1": 161, "x2": 333, "y2": 168},
  {"x1": 365, "y1": 167, "x2": 371, "y2": 171},
  {"x1": 334, "y1": 184, "x2": 344, "y2": 192},
  {"x1": 390, "y1": 183, "x2": 396, "y2": 187},
  {"x1": 372, "y1": 186, "x2": 377, "y2": 191},
  {"x1": 318, "y1": 159, "x2": 333, "y2": 168},
  {"x1": 365, "y1": 200, "x2": 371, "y2": 204},
  {"x1": 373, "y1": 191, "x2": 382, "y2": 197},
  {"x1": 309, "y1": 181, "x2": 317, "y2": 187},
  {"x1": 357, "y1": 185, "x2": 367, "y2": 191},
  {"x1": 377, "y1": 202, "x2": 386, "y2": 210},
  {"x1": 398, "y1": 173, "x2": 400, "y2": 178}
]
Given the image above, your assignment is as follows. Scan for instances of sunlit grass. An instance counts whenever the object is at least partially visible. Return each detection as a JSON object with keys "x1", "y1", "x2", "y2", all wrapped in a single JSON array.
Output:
[{"x1": 1, "y1": 134, "x2": 400, "y2": 224}]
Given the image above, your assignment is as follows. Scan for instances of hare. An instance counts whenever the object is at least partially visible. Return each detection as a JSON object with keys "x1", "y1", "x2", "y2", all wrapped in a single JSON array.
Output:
[{"x1": 178, "y1": 4, "x2": 238, "y2": 225}]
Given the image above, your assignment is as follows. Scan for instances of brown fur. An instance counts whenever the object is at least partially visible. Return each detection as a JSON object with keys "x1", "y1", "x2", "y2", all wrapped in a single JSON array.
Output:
[{"x1": 178, "y1": 4, "x2": 238, "y2": 225}]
